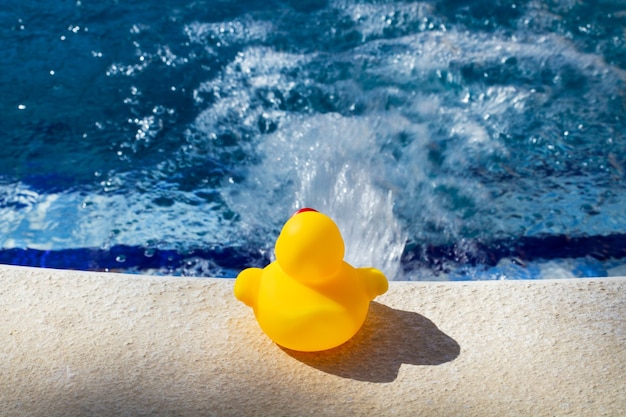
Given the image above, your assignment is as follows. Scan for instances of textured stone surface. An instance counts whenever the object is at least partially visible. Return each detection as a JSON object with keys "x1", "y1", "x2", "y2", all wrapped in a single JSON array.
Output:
[{"x1": 0, "y1": 265, "x2": 624, "y2": 416}]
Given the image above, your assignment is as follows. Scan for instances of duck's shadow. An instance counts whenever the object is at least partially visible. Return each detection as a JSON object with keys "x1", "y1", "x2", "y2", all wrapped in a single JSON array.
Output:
[{"x1": 281, "y1": 302, "x2": 460, "y2": 383}]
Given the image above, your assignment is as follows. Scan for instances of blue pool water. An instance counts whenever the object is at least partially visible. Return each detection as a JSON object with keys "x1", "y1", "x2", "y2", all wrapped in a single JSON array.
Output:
[{"x1": 1, "y1": 0, "x2": 625, "y2": 280}]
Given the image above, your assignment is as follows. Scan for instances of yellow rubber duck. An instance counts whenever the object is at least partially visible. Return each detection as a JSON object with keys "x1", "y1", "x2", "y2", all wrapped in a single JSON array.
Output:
[{"x1": 234, "y1": 208, "x2": 388, "y2": 352}]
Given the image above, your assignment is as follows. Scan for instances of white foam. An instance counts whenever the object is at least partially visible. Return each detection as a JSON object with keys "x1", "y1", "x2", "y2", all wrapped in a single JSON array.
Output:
[
  {"x1": 223, "y1": 113, "x2": 407, "y2": 279},
  {"x1": 334, "y1": 1, "x2": 435, "y2": 41},
  {"x1": 185, "y1": 17, "x2": 273, "y2": 48}
]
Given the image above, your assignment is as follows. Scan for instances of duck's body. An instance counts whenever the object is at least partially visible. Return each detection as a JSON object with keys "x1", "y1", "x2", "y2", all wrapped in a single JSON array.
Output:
[
  {"x1": 236, "y1": 261, "x2": 386, "y2": 351},
  {"x1": 234, "y1": 209, "x2": 388, "y2": 352}
]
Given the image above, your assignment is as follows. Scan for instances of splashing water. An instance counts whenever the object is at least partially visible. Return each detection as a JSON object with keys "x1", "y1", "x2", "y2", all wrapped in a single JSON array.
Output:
[
  {"x1": 1, "y1": 0, "x2": 625, "y2": 279},
  {"x1": 224, "y1": 113, "x2": 407, "y2": 279}
]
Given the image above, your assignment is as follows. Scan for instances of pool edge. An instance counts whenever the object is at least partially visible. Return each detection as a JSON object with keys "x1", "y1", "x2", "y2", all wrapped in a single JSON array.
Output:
[{"x1": 1, "y1": 265, "x2": 624, "y2": 416}]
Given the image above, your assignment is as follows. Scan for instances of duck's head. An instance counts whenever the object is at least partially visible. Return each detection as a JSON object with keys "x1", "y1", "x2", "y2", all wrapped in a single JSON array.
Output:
[{"x1": 274, "y1": 208, "x2": 344, "y2": 284}]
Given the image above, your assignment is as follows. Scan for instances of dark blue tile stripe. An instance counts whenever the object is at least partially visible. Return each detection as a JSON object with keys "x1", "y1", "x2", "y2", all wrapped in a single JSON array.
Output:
[{"x1": 1, "y1": 233, "x2": 625, "y2": 277}]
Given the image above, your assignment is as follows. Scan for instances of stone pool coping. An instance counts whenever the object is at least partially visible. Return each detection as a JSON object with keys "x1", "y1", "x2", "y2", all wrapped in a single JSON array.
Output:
[{"x1": 1, "y1": 265, "x2": 624, "y2": 416}]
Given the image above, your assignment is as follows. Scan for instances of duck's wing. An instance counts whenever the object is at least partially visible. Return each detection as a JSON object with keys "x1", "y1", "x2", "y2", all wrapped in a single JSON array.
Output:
[
  {"x1": 234, "y1": 268, "x2": 263, "y2": 308},
  {"x1": 356, "y1": 267, "x2": 389, "y2": 299}
]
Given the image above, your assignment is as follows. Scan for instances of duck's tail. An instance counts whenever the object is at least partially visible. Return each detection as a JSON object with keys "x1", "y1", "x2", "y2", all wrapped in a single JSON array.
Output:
[{"x1": 357, "y1": 267, "x2": 389, "y2": 300}]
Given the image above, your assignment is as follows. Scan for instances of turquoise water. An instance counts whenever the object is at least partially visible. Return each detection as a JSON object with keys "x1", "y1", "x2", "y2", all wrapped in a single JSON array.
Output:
[{"x1": 1, "y1": 1, "x2": 625, "y2": 279}]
